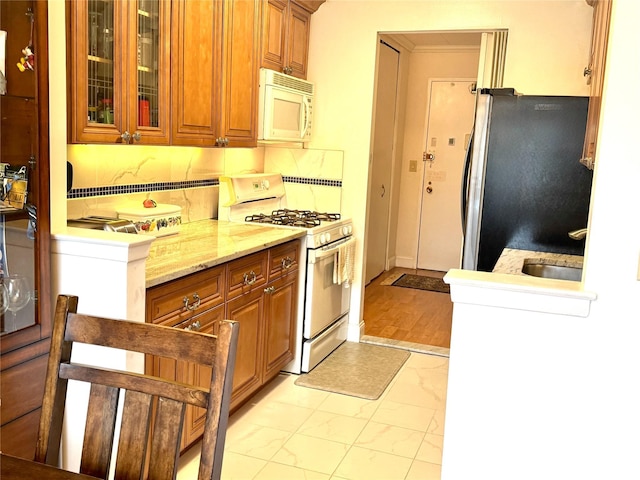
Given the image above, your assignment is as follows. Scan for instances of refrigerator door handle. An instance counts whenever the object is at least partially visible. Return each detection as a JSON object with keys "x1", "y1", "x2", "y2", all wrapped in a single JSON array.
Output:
[{"x1": 461, "y1": 126, "x2": 474, "y2": 233}]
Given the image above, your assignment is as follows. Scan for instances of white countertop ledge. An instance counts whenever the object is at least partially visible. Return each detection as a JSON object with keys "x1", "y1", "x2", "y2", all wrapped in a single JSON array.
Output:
[
  {"x1": 444, "y1": 269, "x2": 597, "y2": 317},
  {"x1": 52, "y1": 227, "x2": 154, "y2": 263}
]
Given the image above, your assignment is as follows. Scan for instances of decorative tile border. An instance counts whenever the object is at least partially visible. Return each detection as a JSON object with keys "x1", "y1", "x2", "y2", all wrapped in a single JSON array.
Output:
[
  {"x1": 66, "y1": 176, "x2": 342, "y2": 199},
  {"x1": 283, "y1": 176, "x2": 342, "y2": 187},
  {"x1": 67, "y1": 179, "x2": 219, "y2": 199}
]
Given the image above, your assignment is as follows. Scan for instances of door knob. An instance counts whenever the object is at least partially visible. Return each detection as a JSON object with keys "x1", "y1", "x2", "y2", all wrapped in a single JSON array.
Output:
[{"x1": 426, "y1": 186, "x2": 433, "y2": 194}]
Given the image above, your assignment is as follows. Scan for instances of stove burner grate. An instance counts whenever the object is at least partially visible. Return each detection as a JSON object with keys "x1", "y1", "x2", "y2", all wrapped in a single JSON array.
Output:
[{"x1": 245, "y1": 209, "x2": 341, "y2": 228}]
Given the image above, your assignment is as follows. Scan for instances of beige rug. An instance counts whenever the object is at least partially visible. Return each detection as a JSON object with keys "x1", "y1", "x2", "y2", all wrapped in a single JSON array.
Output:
[{"x1": 294, "y1": 342, "x2": 410, "y2": 400}]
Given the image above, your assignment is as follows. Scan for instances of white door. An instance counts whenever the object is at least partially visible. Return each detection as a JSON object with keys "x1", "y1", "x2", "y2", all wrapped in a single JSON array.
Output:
[
  {"x1": 365, "y1": 41, "x2": 399, "y2": 284},
  {"x1": 417, "y1": 80, "x2": 476, "y2": 271}
]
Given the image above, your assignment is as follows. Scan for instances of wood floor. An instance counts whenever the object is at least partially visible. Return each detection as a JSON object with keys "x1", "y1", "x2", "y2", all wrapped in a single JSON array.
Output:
[{"x1": 363, "y1": 267, "x2": 453, "y2": 349}]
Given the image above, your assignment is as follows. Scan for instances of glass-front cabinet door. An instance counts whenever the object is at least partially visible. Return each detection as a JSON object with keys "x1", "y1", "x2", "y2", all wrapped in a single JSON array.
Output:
[
  {"x1": 126, "y1": 0, "x2": 170, "y2": 144},
  {"x1": 68, "y1": 0, "x2": 169, "y2": 144}
]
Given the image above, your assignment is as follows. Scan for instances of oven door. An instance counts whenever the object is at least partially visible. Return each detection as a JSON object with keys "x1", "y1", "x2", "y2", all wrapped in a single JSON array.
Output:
[{"x1": 303, "y1": 237, "x2": 352, "y2": 339}]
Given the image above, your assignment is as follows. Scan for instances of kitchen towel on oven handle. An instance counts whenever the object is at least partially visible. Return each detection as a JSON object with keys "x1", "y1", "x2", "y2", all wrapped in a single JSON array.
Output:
[{"x1": 333, "y1": 237, "x2": 356, "y2": 287}]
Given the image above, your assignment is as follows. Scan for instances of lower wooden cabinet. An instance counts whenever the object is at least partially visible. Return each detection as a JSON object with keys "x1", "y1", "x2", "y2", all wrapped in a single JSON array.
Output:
[
  {"x1": 226, "y1": 287, "x2": 265, "y2": 408},
  {"x1": 263, "y1": 273, "x2": 297, "y2": 380},
  {"x1": 145, "y1": 240, "x2": 300, "y2": 451}
]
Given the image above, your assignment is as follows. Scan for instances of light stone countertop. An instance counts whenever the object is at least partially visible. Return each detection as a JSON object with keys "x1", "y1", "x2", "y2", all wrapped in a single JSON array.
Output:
[
  {"x1": 144, "y1": 219, "x2": 305, "y2": 288},
  {"x1": 492, "y1": 248, "x2": 584, "y2": 275}
]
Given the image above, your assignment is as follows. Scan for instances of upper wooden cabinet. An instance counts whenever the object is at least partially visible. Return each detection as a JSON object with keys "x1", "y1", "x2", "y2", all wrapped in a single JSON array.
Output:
[
  {"x1": 170, "y1": 0, "x2": 222, "y2": 146},
  {"x1": 69, "y1": 0, "x2": 261, "y2": 147},
  {"x1": 68, "y1": 0, "x2": 171, "y2": 145},
  {"x1": 580, "y1": 0, "x2": 612, "y2": 170},
  {"x1": 219, "y1": 0, "x2": 261, "y2": 147},
  {"x1": 261, "y1": 0, "x2": 314, "y2": 79}
]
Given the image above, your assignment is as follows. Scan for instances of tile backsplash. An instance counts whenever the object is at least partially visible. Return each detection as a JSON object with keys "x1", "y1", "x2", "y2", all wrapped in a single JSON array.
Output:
[{"x1": 67, "y1": 144, "x2": 344, "y2": 222}]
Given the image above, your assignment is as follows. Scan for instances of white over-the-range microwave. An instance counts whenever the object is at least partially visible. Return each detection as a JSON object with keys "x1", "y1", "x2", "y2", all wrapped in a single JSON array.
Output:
[{"x1": 258, "y1": 68, "x2": 314, "y2": 144}]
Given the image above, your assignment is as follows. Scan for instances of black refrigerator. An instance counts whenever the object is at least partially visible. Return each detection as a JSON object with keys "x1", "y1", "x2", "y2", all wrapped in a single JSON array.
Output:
[{"x1": 461, "y1": 88, "x2": 593, "y2": 272}]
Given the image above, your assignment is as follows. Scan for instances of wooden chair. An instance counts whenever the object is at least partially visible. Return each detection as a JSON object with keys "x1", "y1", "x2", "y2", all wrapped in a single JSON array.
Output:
[{"x1": 35, "y1": 294, "x2": 239, "y2": 480}]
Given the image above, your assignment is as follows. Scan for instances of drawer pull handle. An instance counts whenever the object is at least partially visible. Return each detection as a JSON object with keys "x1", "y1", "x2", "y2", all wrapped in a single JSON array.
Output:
[
  {"x1": 264, "y1": 286, "x2": 275, "y2": 294},
  {"x1": 183, "y1": 293, "x2": 201, "y2": 311},
  {"x1": 184, "y1": 320, "x2": 201, "y2": 331},
  {"x1": 243, "y1": 271, "x2": 257, "y2": 286},
  {"x1": 281, "y1": 256, "x2": 293, "y2": 269}
]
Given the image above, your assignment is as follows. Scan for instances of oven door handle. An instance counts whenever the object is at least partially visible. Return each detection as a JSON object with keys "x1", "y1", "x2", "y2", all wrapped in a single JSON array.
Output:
[{"x1": 309, "y1": 237, "x2": 354, "y2": 263}]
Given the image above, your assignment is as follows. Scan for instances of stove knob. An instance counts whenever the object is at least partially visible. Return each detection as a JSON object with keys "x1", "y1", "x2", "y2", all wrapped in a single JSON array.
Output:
[
  {"x1": 342, "y1": 226, "x2": 352, "y2": 236},
  {"x1": 325, "y1": 233, "x2": 331, "y2": 243},
  {"x1": 320, "y1": 233, "x2": 327, "y2": 244}
]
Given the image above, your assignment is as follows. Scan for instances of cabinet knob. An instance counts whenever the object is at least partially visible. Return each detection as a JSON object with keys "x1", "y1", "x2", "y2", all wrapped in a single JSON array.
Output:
[
  {"x1": 216, "y1": 137, "x2": 230, "y2": 147},
  {"x1": 243, "y1": 271, "x2": 257, "y2": 286},
  {"x1": 281, "y1": 256, "x2": 293, "y2": 270},
  {"x1": 183, "y1": 293, "x2": 201, "y2": 311},
  {"x1": 121, "y1": 131, "x2": 131, "y2": 143},
  {"x1": 132, "y1": 131, "x2": 141, "y2": 142},
  {"x1": 184, "y1": 320, "x2": 201, "y2": 331},
  {"x1": 264, "y1": 286, "x2": 275, "y2": 294}
]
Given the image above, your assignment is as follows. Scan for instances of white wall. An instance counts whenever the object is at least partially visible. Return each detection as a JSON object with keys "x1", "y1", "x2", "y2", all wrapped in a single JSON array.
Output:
[{"x1": 307, "y1": 0, "x2": 593, "y2": 335}]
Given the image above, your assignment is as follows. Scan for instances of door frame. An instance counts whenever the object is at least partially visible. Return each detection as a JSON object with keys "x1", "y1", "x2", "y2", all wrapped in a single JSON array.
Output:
[{"x1": 364, "y1": 38, "x2": 402, "y2": 284}]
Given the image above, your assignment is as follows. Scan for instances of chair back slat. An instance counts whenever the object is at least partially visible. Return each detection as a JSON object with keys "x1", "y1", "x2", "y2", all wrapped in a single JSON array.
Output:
[
  {"x1": 80, "y1": 384, "x2": 119, "y2": 479},
  {"x1": 35, "y1": 295, "x2": 239, "y2": 480},
  {"x1": 66, "y1": 312, "x2": 217, "y2": 364},
  {"x1": 60, "y1": 363, "x2": 210, "y2": 408},
  {"x1": 147, "y1": 397, "x2": 185, "y2": 480},
  {"x1": 113, "y1": 390, "x2": 153, "y2": 480},
  {"x1": 199, "y1": 309, "x2": 240, "y2": 480}
]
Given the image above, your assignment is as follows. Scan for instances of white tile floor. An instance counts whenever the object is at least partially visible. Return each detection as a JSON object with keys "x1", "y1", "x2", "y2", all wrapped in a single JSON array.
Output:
[{"x1": 178, "y1": 351, "x2": 448, "y2": 480}]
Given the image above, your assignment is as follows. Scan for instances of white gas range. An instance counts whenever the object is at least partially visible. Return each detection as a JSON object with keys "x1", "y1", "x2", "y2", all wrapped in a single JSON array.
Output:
[{"x1": 218, "y1": 173, "x2": 354, "y2": 373}]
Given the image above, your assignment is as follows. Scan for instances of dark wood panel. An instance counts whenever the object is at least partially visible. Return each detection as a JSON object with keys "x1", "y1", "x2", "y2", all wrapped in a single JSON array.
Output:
[
  {"x1": 0, "y1": 96, "x2": 37, "y2": 167},
  {"x1": 0, "y1": 409, "x2": 41, "y2": 459},
  {"x1": 0, "y1": 354, "x2": 48, "y2": 424},
  {"x1": 0, "y1": 0, "x2": 36, "y2": 99}
]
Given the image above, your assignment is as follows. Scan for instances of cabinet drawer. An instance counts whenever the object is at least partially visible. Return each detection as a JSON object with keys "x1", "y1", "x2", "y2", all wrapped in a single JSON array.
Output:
[
  {"x1": 268, "y1": 240, "x2": 300, "y2": 278},
  {"x1": 227, "y1": 250, "x2": 268, "y2": 299},
  {"x1": 146, "y1": 265, "x2": 225, "y2": 325}
]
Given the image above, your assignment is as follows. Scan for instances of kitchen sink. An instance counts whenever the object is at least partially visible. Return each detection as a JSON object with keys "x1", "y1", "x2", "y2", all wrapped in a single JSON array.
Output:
[{"x1": 522, "y1": 261, "x2": 583, "y2": 281}]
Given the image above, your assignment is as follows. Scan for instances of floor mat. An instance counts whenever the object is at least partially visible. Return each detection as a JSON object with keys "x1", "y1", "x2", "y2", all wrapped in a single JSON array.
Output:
[
  {"x1": 391, "y1": 274, "x2": 450, "y2": 294},
  {"x1": 294, "y1": 342, "x2": 410, "y2": 400}
]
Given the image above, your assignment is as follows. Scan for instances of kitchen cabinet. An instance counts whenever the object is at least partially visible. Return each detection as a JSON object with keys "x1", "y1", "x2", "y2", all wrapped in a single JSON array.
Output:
[
  {"x1": 69, "y1": 0, "x2": 261, "y2": 147},
  {"x1": 169, "y1": 0, "x2": 221, "y2": 146},
  {"x1": 68, "y1": 0, "x2": 171, "y2": 145},
  {"x1": 172, "y1": 0, "x2": 260, "y2": 147},
  {"x1": 580, "y1": 0, "x2": 612, "y2": 170},
  {"x1": 218, "y1": 0, "x2": 262, "y2": 147},
  {"x1": 225, "y1": 250, "x2": 268, "y2": 407},
  {"x1": 145, "y1": 239, "x2": 299, "y2": 450},
  {"x1": 261, "y1": 0, "x2": 313, "y2": 79},
  {"x1": 145, "y1": 265, "x2": 225, "y2": 451},
  {"x1": 263, "y1": 241, "x2": 298, "y2": 379},
  {"x1": 0, "y1": 0, "x2": 52, "y2": 459}
]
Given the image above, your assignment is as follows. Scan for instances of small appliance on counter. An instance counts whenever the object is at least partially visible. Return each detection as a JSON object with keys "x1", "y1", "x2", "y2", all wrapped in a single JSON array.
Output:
[
  {"x1": 116, "y1": 203, "x2": 182, "y2": 237},
  {"x1": 67, "y1": 216, "x2": 138, "y2": 234}
]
